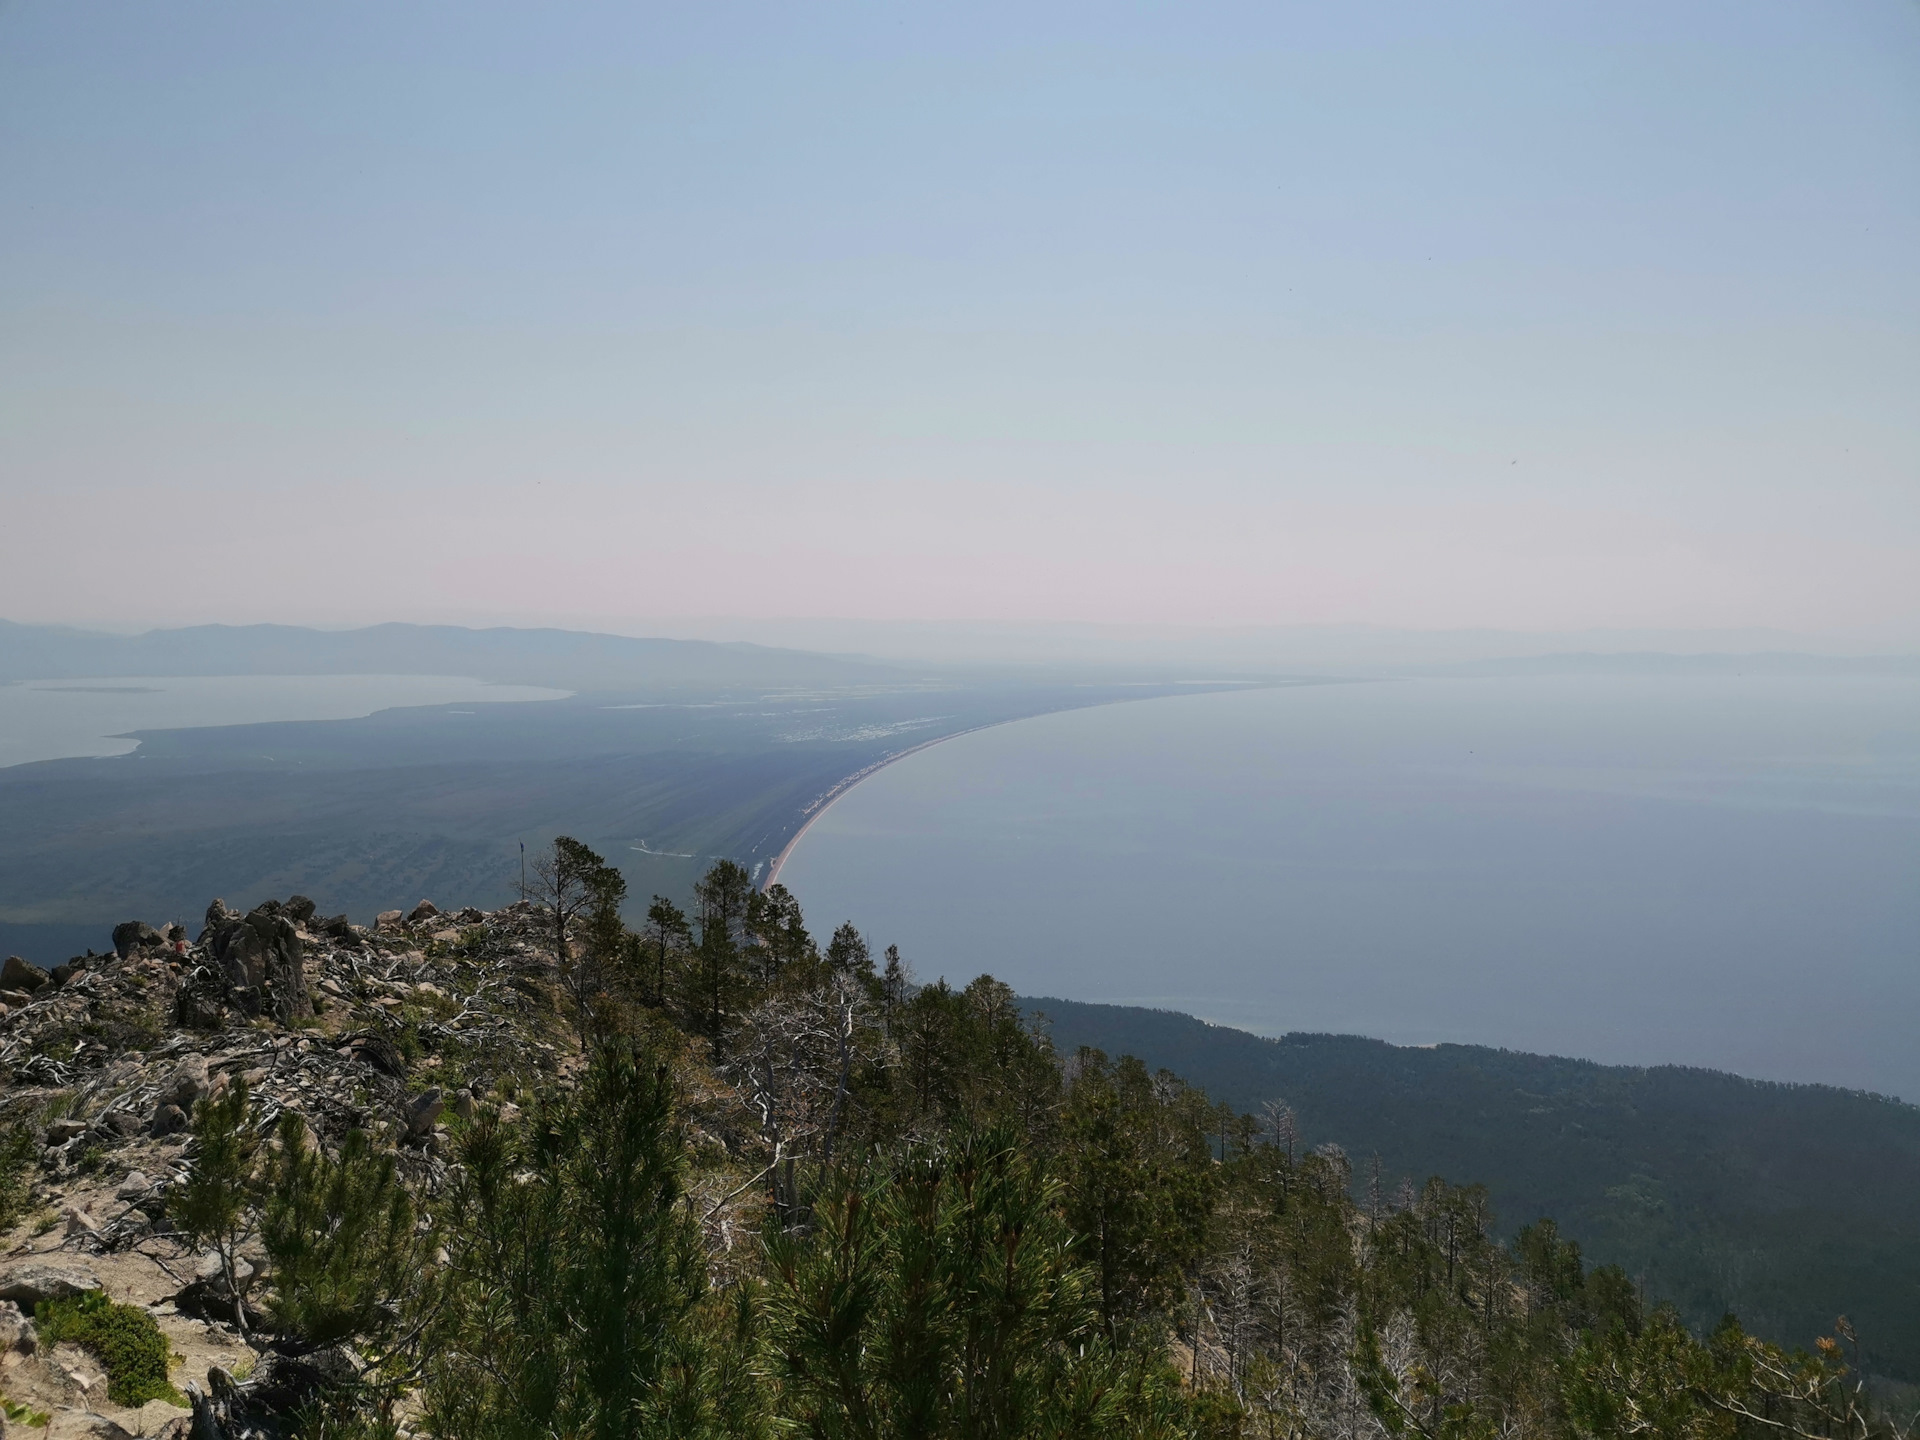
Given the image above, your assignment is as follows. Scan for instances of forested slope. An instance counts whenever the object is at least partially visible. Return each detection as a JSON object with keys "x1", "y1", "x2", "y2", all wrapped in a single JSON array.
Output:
[
  {"x1": 2, "y1": 849, "x2": 1907, "y2": 1438},
  {"x1": 1031, "y1": 997, "x2": 1920, "y2": 1376}
]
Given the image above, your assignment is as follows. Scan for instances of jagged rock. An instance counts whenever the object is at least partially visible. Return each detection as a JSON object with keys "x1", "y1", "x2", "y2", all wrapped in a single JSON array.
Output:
[
  {"x1": 199, "y1": 902, "x2": 311, "y2": 1024},
  {"x1": 199, "y1": 898, "x2": 240, "y2": 940},
  {"x1": 172, "y1": 968, "x2": 229, "y2": 1030},
  {"x1": 111, "y1": 920, "x2": 163, "y2": 958},
  {"x1": 116, "y1": 1171, "x2": 152, "y2": 1199},
  {"x1": 2, "y1": 955, "x2": 48, "y2": 991},
  {"x1": 46, "y1": 1118, "x2": 87, "y2": 1144},
  {"x1": 283, "y1": 895, "x2": 317, "y2": 924},
  {"x1": 150, "y1": 1104, "x2": 190, "y2": 1138},
  {"x1": 0, "y1": 1300, "x2": 36, "y2": 1353},
  {"x1": 0, "y1": 1262, "x2": 102, "y2": 1307},
  {"x1": 405, "y1": 899, "x2": 440, "y2": 924},
  {"x1": 49, "y1": 962, "x2": 75, "y2": 988},
  {"x1": 375, "y1": 909, "x2": 403, "y2": 931},
  {"x1": 405, "y1": 1088, "x2": 445, "y2": 1138}
]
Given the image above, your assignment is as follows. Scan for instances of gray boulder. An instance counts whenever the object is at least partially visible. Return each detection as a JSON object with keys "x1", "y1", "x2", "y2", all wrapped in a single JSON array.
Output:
[
  {"x1": 405, "y1": 1088, "x2": 445, "y2": 1138},
  {"x1": 111, "y1": 920, "x2": 164, "y2": 958},
  {"x1": 1, "y1": 956, "x2": 47, "y2": 992},
  {"x1": 0, "y1": 1261, "x2": 102, "y2": 1307},
  {"x1": 0, "y1": 1299, "x2": 36, "y2": 1353},
  {"x1": 47, "y1": 1412, "x2": 137, "y2": 1440},
  {"x1": 405, "y1": 899, "x2": 440, "y2": 924},
  {"x1": 160, "y1": 1054, "x2": 210, "y2": 1109}
]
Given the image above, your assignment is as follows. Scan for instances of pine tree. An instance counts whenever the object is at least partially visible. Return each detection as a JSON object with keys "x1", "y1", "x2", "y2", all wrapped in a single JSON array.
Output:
[{"x1": 168, "y1": 1077, "x2": 260, "y2": 1332}]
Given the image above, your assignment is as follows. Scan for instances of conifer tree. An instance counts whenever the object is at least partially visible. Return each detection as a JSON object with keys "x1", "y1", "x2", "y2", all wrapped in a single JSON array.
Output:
[
  {"x1": 426, "y1": 1043, "x2": 752, "y2": 1440},
  {"x1": 169, "y1": 1077, "x2": 260, "y2": 1333},
  {"x1": 643, "y1": 895, "x2": 690, "y2": 1008}
]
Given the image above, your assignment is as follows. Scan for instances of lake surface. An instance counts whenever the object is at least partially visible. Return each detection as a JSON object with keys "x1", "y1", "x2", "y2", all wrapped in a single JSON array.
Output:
[
  {"x1": 0, "y1": 674, "x2": 568, "y2": 768},
  {"x1": 780, "y1": 675, "x2": 1920, "y2": 1100}
]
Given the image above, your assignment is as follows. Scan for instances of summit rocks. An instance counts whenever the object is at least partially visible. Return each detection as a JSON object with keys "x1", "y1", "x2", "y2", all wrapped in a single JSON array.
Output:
[
  {"x1": 0, "y1": 895, "x2": 576, "y2": 1440},
  {"x1": 191, "y1": 899, "x2": 313, "y2": 1024}
]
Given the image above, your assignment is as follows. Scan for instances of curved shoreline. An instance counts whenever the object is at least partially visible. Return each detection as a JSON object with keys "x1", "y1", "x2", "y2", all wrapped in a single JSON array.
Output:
[
  {"x1": 760, "y1": 681, "x2": 1282, "y2": 890},
  {"x1": 761, "y1": 718, "x2": 1015, "y2": 889}
]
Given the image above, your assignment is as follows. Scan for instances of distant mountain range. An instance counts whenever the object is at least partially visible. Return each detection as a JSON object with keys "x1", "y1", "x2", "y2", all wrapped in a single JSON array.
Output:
[
  {"x1": 7, "y1": 618, "x2": 1913, "y2": 685},
  {"x1": 0, "y1": 620, "x2": 898, "y2": 694}
]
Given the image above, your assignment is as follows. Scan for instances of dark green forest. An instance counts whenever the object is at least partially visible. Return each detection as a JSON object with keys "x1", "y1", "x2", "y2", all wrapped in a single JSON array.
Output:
[
  {"x1": 1032, "y1": 999, "x2": 1920, "y2": 1379},
  {"x1": 136, "y1": 844, "x2": 1913, "y2": 1440}
]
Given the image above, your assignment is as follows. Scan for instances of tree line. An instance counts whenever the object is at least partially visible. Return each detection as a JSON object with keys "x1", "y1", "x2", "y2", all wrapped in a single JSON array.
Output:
[{"x1": 173, "y1": 843, "x2": 1913, "y2": 1439}]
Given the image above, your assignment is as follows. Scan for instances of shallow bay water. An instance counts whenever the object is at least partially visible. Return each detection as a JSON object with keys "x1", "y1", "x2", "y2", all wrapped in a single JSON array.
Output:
[
  {"x1": 0, "y1": 673, "x2": 567, "y2": 768},
  {"x1": 781, "y1": 675, "x2": 1920, "y2": 1099}
]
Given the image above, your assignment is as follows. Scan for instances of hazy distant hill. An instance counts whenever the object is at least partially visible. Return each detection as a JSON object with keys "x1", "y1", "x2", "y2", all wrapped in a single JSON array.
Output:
[
  {"x1": 1428, "y1": 650, "x2": 1920, "y2": 678},
  {"x1": 0, "y1": 620, "x2": 896, "y2": 693},
  {"x1": 1029, "y1": 995, "x2": 1920, "y2": 1377}
]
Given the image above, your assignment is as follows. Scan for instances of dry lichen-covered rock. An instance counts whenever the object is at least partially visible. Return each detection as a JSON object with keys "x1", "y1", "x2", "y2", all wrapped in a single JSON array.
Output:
[{"x1": 0, "y1": 1262, "x2": 104, "y2": 1308}]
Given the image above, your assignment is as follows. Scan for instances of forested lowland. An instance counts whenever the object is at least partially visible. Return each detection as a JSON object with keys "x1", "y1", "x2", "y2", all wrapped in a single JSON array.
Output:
[
  {"x1": 2, "y1": 843, "x2": 1907, "y2": 1440},
  {"x1": 0, "y1": 630, "x2": 1268, "y2": 963},
  {"x1": 1031, "y1": 999, "x2": 1920, "y2": 1383}
]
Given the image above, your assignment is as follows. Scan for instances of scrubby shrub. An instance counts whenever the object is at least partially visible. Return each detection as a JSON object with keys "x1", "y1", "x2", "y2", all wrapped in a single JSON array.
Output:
[{"x1": 36, "y1": 1290, "x2": 184, "y2": 1406}]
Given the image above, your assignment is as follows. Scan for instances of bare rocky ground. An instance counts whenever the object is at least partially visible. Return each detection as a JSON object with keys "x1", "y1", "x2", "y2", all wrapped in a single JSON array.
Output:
[{"x1": 0, "y1": 895, "x2": 592, "y2": 1440}]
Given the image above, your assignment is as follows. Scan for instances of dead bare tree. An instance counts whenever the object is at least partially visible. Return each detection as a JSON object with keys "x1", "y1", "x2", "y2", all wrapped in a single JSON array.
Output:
[{"x1": 730, "y1": 974, "x2": 873, "y2": 1219}]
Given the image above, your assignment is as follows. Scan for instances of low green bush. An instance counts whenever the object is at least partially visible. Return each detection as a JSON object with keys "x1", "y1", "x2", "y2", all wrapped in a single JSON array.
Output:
[{"x1": 35, "y1": 1290, "x2": 184, "y2": 1407}]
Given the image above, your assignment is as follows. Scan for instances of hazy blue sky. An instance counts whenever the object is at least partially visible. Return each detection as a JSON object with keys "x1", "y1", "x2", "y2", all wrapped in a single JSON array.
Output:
[{"x1": 3, "y1": 2, "x2": 1916, "y2": 638}]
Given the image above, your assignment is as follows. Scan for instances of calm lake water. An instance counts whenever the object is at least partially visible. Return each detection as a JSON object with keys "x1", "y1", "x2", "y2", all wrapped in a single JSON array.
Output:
[
  {"x1": 780, "y1": 675, "x2": 1920, "y2": 1100},
  {"x1": 0, "y1": 674, "x2": 568, "y2": 768}
]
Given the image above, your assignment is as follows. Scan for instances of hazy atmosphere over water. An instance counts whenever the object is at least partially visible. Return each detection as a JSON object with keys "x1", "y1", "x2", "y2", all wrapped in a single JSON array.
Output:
[
  {"x1": 781, "y1": 675, "x2": 1920, "y2": 1101},
  {"x1": 3, "y1": 1, "x2": 1917, "y2": 640}
]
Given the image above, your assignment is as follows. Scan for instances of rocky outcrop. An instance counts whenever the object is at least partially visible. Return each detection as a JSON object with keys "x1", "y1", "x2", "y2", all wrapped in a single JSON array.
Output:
[
  {"x1": 0, "y1": 1261, "x2": 105, "y2": 1307},
  {"x1": 185, "y1": 900, "x2": 312, "y2": 1026},
  {"x1": 0, "y1": 894, "x2": 568, "y2": 1440},
  {"x1": 110, "y1": 921, "x2": 163, "y2": 959},
  {"x1": 4, "y1": 955, "x2": 49, "y2": 992}
]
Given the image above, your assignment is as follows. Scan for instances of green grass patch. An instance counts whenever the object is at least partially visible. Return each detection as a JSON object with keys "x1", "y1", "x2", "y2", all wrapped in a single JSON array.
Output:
[
  {"x1": 36, "y1": 1291, "x2": 186, "y2": 1407},
  {"x1": 3, "y1": 1393, "x2": 51, "y2": 1428}
]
